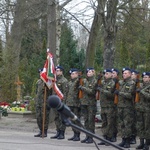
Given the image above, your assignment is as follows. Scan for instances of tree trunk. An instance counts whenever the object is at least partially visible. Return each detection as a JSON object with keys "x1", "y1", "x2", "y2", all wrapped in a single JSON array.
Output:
[
  {"x1": 98, "y1": 0, "x2": 118, "y2": 69},
  {"x1": 47, "y1": 0, "x2": 57, "y2": 64},
  {"x1": 56, "y1": 0, "x2": 61, "y2": 65},
  {"x1": 103, "y1": 26, "x2": 116, "y2": 68},
  {"x1": 2, "y1": 0, "x2": 25, "y2": 101},
  {"x1": 86, "y1": 5, "x2": 102, "y2": 68}
]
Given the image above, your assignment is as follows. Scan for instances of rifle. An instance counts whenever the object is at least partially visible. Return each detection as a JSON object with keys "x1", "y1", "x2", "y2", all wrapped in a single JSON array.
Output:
[
  {"x1": 135, "y1": 74, "x2": 140, "y2": 103},
  {"x1": 114, "y1": 77, "x2": 119, "y2": 104},
  {"x1": 96, "y1": 73, "x2": 103, "y2": 100},
  {"x1": 78, "y1": 71, "x2": 83, "y2": 99}
]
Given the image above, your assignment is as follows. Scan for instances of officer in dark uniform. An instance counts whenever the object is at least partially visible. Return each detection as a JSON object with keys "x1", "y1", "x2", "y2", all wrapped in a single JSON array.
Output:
[
  {"x1": 50, "y1": 66, "x2": 68, "y2": 140},
  {"x1": 34, "y1": 68, "x2": 52, "y2": 138}
]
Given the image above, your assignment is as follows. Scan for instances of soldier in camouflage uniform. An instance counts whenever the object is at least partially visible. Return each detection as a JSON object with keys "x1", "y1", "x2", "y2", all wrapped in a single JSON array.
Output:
[
  {"x1": 111, "y1": 68, "x2": 119, "y2": 142},
  {"x1": 114, "y1": 67, "x2": 135, "y2": 148},
  {"x1": 66, "y1": 68, "x2": 81, "y2": 141},
  {"x1": 130, "y1": 69, "x2": 140, "y2": 144},
  {"x1": 79, "y1": 67, "x2": 97, "y2": 144},
  {"x1": 135, "y1": 72, "x2": 150, "y2": 150},
  {"x1": 34, "y1": 68, "x2": 52, "y2": 138},
  {"x1": 50, "y1": 66, "x2": 68, "y2": 140},
  {"x1": 97, "y1": 69, "x2": 116, "y2": 145}
]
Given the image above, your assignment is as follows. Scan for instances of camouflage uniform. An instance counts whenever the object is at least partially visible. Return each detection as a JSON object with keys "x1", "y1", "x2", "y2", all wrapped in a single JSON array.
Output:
[
  {"x1": 112, "y1": 77, "x2": 119, "y2": 142},
  {"x1": 77, "y1": 67, "x2": 97, "y2": 144},
  {"x1": 136, "y1": 82, "x2": 150, "y2": 138},
  {"x1": 111, "y1": 68, "x2": 120, "y2": 142},
  {"x1": 117, "y1": 77, "x2": 135, "y2": 147},
  {"x1": 80, "y1": 75, "x2": 97, "y2": 142},
  {"x1": 66, "y1": 75, "x2": 81, "y2": 141},
  {"x1": 135, "y1": 74, "x2": 150, "y2": 150},
  {"x1": 100, "y1": 77, "x2": 116, "y2": 141},
  {"x1": 51, "y1": 74, "x2": 68, "y2": 139},
  {"x1": 34, "y1": 78, "x2": 52, "y2": 137},
  {"x1": 130, "y1": 69, "x2": 139, "y2": 144}
]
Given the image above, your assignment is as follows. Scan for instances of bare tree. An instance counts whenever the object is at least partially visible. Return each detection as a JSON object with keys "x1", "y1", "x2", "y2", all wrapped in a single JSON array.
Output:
[
  {"x1": 97, "y1": 0, "x2": 118, "y2": 68},
  {"x1": 85, "y1": 1, "x2": 102, "y2": 68}
]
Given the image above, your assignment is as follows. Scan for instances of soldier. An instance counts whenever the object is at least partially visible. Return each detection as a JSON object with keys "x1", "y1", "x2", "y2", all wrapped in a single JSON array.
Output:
[
  {"x1": 66, "y1": 68, "x2": 81, "y2": 141},
  {"x1": 130, "y1": 69, "x2": 140, "y2": 144},
  {"x1": 78, "y1": 67, "x2": 97, "y2": 144},
  {"x1": 111, "y1": 68, "x2": 119, "y2": 142},
  {"x1": 135, "y1": 72, "x2": 150, "y2": 150},
  {"x1": 50, "y1": 66, "x2": 68, "y2": 140},
  {"x1": 114, "y1": 67, "x2": 135, "y2": 148},
  {"x1": 97, "y1": 69, "x2": 116, "y2": 145},
  {"x1": 34, "y1": 68, "x2": 52, "y2": 138}
]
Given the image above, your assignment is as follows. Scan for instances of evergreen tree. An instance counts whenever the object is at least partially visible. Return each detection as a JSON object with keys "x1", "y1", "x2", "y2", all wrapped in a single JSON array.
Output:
[
  {"x1": 18, "y1": 18, "x2": 47, "y2": 96},
  {"x1": 60, "y1": 22, "x2": 85, "y2": 76},
  {"x1": 146, "y1": 39, "x2": 150, "y2": 71}
]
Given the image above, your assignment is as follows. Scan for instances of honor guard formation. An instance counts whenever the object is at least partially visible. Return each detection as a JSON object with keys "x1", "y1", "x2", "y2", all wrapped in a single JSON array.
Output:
[{"x1": 34, "y1": 66, "x2": 150, "y2": 150}]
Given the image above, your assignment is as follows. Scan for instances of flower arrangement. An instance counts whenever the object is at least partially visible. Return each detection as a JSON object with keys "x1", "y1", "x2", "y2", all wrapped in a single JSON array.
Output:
[
  {"x1": 0, "y1": 95, "x2": 35, "y2": 117},
  {"x1": 11, "y1": 100, "x2": 29, "y2": 112},
  {"x1": 0, "y1": 102, "x2": 10, "y2": 116}
]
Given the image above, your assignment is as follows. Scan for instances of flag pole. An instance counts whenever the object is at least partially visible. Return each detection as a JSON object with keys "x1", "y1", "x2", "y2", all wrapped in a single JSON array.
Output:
[{"x1": 42, "y1": 84, "x2": 47, "y2": 138}]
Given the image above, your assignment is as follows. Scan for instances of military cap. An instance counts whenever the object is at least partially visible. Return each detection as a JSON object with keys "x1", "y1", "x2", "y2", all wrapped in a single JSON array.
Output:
[
  {"x1": 38, "y1": 68, "x2": 43, "y2": 73},
  {"x1": 131, "y1": 69, "x2": 139, "y2": 74},
  {"x1": 69, "y1": 68, "x2": 78, "y2": 74},
  {"x1": 103, "y1": 69, "x2": 112, "y2": 74},
  {"x1": 86, "y1": 67, "x2": 94, "y2": 73},
  {"x1": 122, "y1": 67, "x2": 131, "y2": 73},
  {"x1": 55, "y1": 65, "x2": 64, "y2": 71},
  {"x1": 111, "y1": 68, "x2": 119, "y2": 74},
  {"x1": 142, "y1": 72, "x2": 150, "y2": 77}
]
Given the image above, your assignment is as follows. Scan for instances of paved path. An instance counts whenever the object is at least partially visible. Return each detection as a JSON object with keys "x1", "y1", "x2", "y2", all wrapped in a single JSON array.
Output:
[{"x1": 0, "y1": 117, "x2": 138, "y2": 150}]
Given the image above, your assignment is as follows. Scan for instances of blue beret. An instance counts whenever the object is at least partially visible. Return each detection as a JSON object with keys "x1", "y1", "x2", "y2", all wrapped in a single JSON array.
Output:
[
  {"x1": 38, "y1": 68, "x2": 43, "y2": 73},
  {"x1": 122, "y1": 67, "x2": 131, "y2": 73},
  {"x1": 111, "y1": 68, "x2": 119, "y2": 74},
  {"x1": 69, "y1": 68, "x2": 78, "y2": 74},
  {"x1": 131, "y1": 69, "x2": 139, "y2": 74},
  {"x1": 142, "y1": 72, "x2": 150, "y2": 77},
  {"x1": 55, "y1": 65, "x2": 64, "y2": 71},
  {"x1": 86, "y1": 67, "x2": 94, "y2": 73},
  {"x1": 103, "y1": 69, "x2": 112, "y2": 74}
]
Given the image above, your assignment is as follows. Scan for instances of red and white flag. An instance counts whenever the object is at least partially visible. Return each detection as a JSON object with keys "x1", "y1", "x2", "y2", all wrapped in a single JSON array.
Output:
[{"x1": 40, "y1": 51, "x2": 64, "y2": 100}]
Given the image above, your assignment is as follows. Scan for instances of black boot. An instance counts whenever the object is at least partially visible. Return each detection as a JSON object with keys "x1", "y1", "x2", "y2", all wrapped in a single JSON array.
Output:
[
  {"x1": 81, "y1": 136, "x2": 89, "y2": 143},
  {"x1": 40, "y1": 130, "x2": 47, "y2": 138},
  {"x1": 143, "y1": 139, "x2": 150, "y2": 150},
  {"x1": 105, "y1": 137, "x2": 111, "y2": 146},
  {"x1": 68, "y1": 132, "x2": 76, "y2": 141},
  {"x1": 51, "y1": 130, "x2": 60, "y2": 139},
  {"x1": 130, "y1": 135, "x2": 136, "y2": 144},
  {"x1": 118, "y1": 138, "x2": 126, "y2": 147},
  {"x1": 85, "y1": 137, "x2": 93, "y2": 144},
  {"x1": 57, "y1": 130, "x2": 65, "y2": 140},
  {"x1": 34, "y1": 130, "x2": 42, "y2": 137},
  {"x1": 124, "y1": 138, "x2": 130, "y2": 148},
  {"x1": 143, "y1": 145, "x2": 149, "y2": 150},
  {"x1": 73, "y1": 133, "x2": 80, "y2": 141},
  {"x1": 136, "y1": 138, "x2": 144, "y2": 149},
  {"x1": 111, "y1": 134, "x2": 117, "y2": 142},
  {"x1": 98, "y1": 135, "x2": 107, "y2": 145}
]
